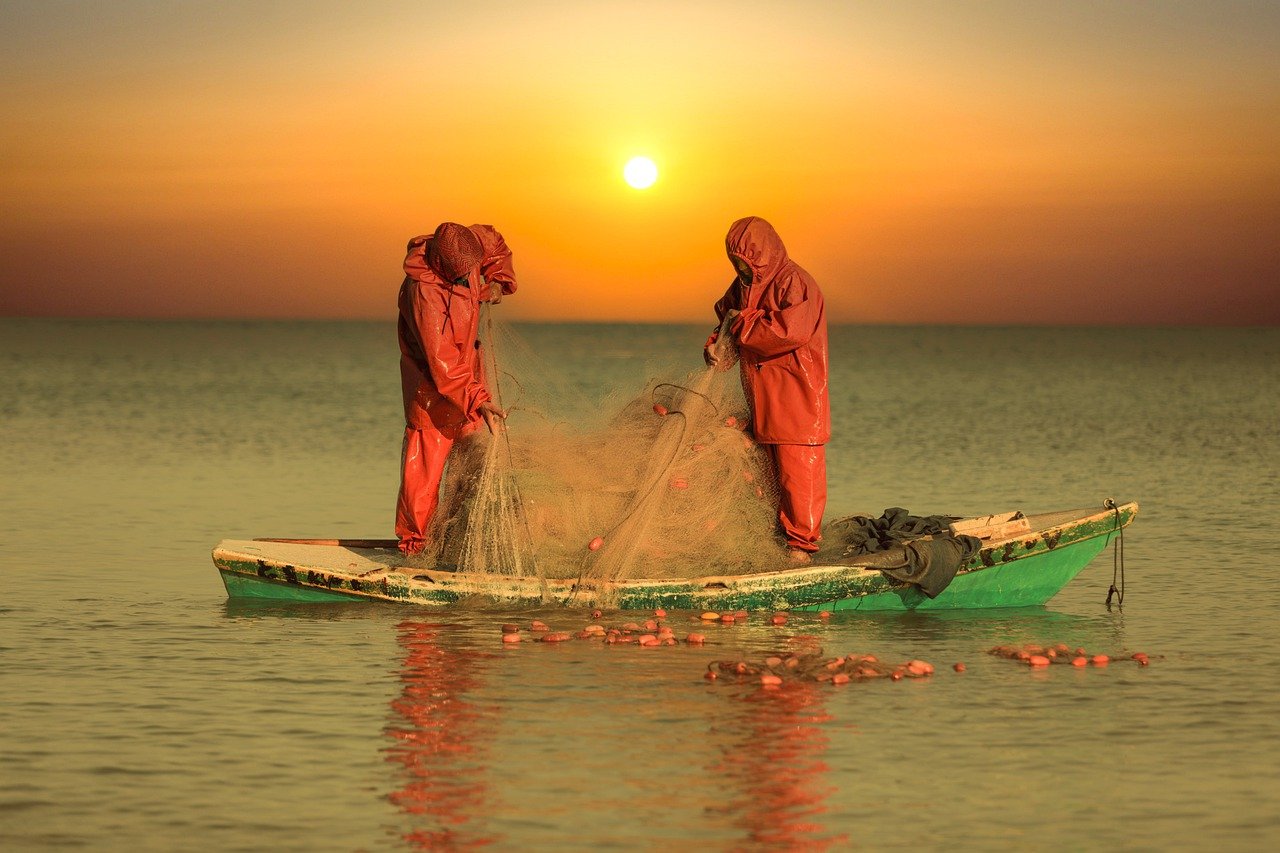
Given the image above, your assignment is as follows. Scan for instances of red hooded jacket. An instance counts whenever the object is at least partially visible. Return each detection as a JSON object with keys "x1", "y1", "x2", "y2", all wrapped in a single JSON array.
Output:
[
  {"x1": 398, "y1": 224, "x2": 517, "y2": 435},
  {"x1": 711, "y1": 217, "x2": 830, "y2": 445}
]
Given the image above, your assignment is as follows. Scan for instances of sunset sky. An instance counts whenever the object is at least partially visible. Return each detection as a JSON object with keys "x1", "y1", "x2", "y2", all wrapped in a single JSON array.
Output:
[{"x1": 2, "y1": 0, "x2": 1276, "y2": 324}]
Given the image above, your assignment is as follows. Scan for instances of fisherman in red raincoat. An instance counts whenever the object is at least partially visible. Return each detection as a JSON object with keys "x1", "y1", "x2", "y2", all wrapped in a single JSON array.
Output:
[
  {"x1": 396, "y1": 222, "x2": 518, "y2": 556},
  {"x1": 704, "y1": 217, "x2": 830, "y2": 563}
]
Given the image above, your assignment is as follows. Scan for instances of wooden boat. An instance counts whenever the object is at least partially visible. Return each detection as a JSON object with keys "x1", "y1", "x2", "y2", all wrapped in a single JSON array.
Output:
[{"x1": 211, "y1": 501, "x2": 1137, "y2": 612}]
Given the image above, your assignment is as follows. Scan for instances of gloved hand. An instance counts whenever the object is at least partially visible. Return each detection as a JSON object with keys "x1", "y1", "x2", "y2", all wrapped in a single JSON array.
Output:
[
  {"x1": 482, "y1": 275, "x2": 502, "y2": 304},
  {"x1": 478, "y1": 401, "x2": 507, "y2": 434}
]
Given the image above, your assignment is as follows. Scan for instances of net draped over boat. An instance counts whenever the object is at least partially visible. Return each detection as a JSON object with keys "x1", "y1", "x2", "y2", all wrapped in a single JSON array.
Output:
[{"x1": 422, "y1": 315, "x2": 789, "y2": 596}]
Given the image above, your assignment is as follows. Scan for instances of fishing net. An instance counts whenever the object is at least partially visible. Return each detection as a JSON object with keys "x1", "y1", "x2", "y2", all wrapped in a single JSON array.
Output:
[{"x1": 423, "y1": 312, "x2": 789, "y2": 593}]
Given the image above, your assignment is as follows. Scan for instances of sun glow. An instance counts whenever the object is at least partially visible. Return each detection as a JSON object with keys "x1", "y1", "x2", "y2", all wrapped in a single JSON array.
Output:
[{"x1": 623, "y1": 156, "x2": 658, "y2": 189}]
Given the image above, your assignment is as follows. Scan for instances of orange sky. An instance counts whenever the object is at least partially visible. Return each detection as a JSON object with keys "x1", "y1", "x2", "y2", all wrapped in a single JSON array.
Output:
[{"x1": 1, "y1": 0, "x2": 1277, "y2": 323}]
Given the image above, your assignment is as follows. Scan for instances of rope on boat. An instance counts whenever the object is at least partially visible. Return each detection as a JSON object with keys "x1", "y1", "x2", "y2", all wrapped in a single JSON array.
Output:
[{"x1": 1103, "y1": 497, "x2": 1126, "y2": 610}]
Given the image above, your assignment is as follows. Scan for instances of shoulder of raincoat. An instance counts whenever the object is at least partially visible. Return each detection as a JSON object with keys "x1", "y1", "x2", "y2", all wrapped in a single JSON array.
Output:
[
  {"x1": 397, "y1": 236, "x2": 490, "y2": 435},
  {"x1": 468, "y1": 224, "x2": 518, "y2": 303}
]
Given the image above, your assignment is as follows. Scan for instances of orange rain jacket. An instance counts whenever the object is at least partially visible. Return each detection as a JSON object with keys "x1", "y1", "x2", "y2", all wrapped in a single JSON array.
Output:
[
  {"x1": 709, "y1": 217, "x2": 830, "y2": 445},
  {"x1": 398, "y1": 224, "x2": 517, "y2": 438}
]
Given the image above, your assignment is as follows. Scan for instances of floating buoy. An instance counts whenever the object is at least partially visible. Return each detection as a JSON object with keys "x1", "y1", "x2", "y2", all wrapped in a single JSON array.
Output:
[
  {"x1": 1091, "y1": 655, "x2": 1110, "y2": 666},
  {"x1": 638, "y1": 634, "x2": 659, "y2": 647},
  {"x1": 1028, "y1": 655, "x2": 1051, "y2": 667},
  {"x1": 1133, "y1": 652, "x2": 1150, "y2": 666},
  {"x1": 953, "y1": 662, "x2": 966, "y2": 673},
  {"x1": 654, "y1": 608, "x2": 667, "y2": 619},
  {"x1": 644, "y1": 619, "x2": 658, "y2": 631},
  {"x1": 719, "y1": 614, "x2": 735, "y2": 624},
  {"x1": 832, "y1": 673, "x2": 851, "y2": 685},
  {"x1": 502, "y1": 633, "x2": 522, "y2": 644},
  {"x1": 583, "y1": 624, "x2": 606, "y2": 636},
  {"x1": 704, "y1": 670, "x2": 718, "y2": 681},
  {"x1": 760, "y1": 674, "x2": 782, "y2": 687},
  {"x1": 700, "y1": 612, "x2": 720, "y2": 621},
  {"x1": 588, "y1": 536, "x2": 604, "y2": 552},
  {"x1": 770, "y1": 613, "x2": 788, "y2": 626},
  {"x1": 734, "y1": 610, "x2": 747, "y2": 620},
  {"x1": 653, "y1": 403, "x2": 668, "y2": 416},
  {"x1": 591, "y1": 609, "x2": 603, "y2": 620},
  {"x1": 725, "y1": 416, "x2": 738, "y2": 428},
  {"x1": 685, "y1": 633, "x2": 706, "y2": 645},
  {"x1": 818, "y1": 611, "x2": 832, "y2": 620},
  {"x1": 907, "y1": 660, "x2": 934, "y2": 676},
  {"x1": 540, "y1": 632, "x2": 571, "y2": 643},
  {"x1": 1071, "y1": 657, "x2": 1088, "y2": 667},
  {"x1": 501, "y1": 623, "x2": 520, "y2": 634},
  {"x1": 531, "y1": 620, "x2": 549, "y2": 632}
]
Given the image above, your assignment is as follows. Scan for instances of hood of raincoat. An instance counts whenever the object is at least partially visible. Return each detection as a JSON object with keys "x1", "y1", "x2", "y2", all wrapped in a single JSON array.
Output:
[
  {"x1": 425, "y1": 222, "x2": 484, "y2": 282},
  {"x1": 725, "y1": 217, "x2": 789, "y2": 287}
]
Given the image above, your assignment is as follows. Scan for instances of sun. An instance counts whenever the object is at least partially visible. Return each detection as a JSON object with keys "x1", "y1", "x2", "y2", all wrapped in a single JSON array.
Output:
[{"x1": 623, "y1": 156, "x2": 658, "y2": 189}]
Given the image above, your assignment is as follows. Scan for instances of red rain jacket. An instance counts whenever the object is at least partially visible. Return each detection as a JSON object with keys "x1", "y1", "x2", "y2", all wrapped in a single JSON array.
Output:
[
  {"x1": 710, "y1": 217, "x2": 830, "y2": 445},
  {"x1": 398, "y1": 224, "x2": 517, "y2": 436}
]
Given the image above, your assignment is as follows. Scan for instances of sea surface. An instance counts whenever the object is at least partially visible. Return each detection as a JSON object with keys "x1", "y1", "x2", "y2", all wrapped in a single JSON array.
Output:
[{"x1": 1, "y1": 319, "x2": 1278, "y2": 850}]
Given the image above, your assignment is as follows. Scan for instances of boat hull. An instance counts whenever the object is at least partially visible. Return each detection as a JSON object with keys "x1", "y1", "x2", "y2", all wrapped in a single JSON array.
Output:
[{"x1": 213, "y1": 502, "x2": 1135, "y2": 612}]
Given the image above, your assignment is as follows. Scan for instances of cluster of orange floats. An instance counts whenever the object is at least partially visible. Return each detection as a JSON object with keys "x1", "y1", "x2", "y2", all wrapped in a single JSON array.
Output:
[
  {"x1": 988, "y1": 643, "x2": 1151, "y2": 668},
  {"x1": 498, "y1": 611, "x2": 1153, "y2": 687},
  {"x1": 498, "y1": 607, "x2": 784, "y2": 648},
  {"x1": 704, "y1": 649, "x2": 938, "y2": 686}
]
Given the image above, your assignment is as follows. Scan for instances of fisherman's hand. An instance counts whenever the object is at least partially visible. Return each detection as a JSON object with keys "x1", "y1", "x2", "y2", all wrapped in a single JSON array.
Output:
[
  {"x1": 478, "y1": 401, "x2": 507, "y2": 434},
  {"x1": 704, "y1": 341, "x2": 737, "y2": 372}
]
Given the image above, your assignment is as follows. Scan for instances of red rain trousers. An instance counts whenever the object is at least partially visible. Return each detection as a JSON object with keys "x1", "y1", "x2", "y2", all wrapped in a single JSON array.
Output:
[
  {"x1": 395, "y1": 224, "x2": 517, "y2": 555},
  {"x1": 708, "y1": 217, "x2": 829, "y2": 551}
]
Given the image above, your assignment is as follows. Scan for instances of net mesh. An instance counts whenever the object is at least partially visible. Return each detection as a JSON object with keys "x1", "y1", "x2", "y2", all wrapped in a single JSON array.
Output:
[{"x1": 423, "y1": 313, "x2": 788, "y2": 594}]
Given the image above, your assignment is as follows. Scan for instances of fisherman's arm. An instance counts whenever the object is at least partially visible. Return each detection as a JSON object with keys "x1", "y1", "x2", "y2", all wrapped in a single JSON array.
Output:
[
  {"x1": 471, "y1": 224, "x2": 517, "y2": 304},
  {"x1": 732, "y1": 275, "x2": 821, "y2": 358}
]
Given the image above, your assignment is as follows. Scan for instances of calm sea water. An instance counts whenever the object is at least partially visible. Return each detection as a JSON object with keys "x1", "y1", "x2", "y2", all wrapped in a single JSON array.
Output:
[{"x1": 2, "y1": 319, "x2": 1278, "y2": 850}]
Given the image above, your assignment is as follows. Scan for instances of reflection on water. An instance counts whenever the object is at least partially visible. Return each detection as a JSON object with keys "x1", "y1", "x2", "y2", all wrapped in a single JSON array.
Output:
[
  {"x1": 383, "y1": 620, "x2": 497, "y2": 850},
  {"x1": 4, "y1": 322, "x2": 1278, "y2": 849},
  {"x1": 710, "y1": 682, "x2": 848, "y2": 851}
]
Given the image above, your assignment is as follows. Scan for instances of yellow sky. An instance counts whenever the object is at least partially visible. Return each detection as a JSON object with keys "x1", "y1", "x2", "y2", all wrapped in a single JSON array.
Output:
[{"x1": 1, "y1": 1, "x2": 1277, "y2": 323}]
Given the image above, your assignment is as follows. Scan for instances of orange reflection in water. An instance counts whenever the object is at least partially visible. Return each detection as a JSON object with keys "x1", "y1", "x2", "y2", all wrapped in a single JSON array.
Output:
[
  {"x1": 383, "y1": 620, "x2": 497, "y2": 850},
  {"x1": 709, "y1": 680, "x2": 849, "y2": 850}
]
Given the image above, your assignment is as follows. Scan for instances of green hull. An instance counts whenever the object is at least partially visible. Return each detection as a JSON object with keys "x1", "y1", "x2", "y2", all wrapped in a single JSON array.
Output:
[
  {"x1": 213, "y1": 502, "x2": 1136, "y2": 612},
  {"x1": 793, "y1": 533, "x2": 1112, "y2": 612},
  {"x1": 219, "y1": 571, "x2": 367, "y2": 603}
]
